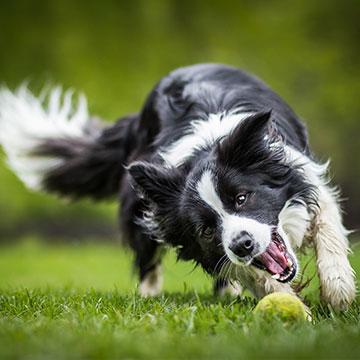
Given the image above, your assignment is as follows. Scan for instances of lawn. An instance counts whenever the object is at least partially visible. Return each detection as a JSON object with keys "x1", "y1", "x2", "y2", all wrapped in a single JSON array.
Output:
[{"x1": 0, "y1": 238, "x2": 360, "y2": 359}]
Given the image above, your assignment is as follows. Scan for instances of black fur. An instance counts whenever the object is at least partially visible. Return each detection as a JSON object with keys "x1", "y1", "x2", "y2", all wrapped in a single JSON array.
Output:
[
  {"x1": 34, "y1": 114, "x2": 139, "y2": 200},
  {"x1": 30, "y1": 64, "x2": 318, "y2": 291}
]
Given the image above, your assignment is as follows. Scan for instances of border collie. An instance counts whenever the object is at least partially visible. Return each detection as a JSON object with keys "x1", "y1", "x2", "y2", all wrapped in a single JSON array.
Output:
[{"x1": 0, "y1": 64, "x2": 356, "y2": 310}]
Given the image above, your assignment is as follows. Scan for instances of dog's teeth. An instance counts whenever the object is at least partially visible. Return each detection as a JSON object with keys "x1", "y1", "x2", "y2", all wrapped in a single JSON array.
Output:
[
  {"x1": 272, "y1": 274, "x2": 280, "y2": 280},
  {"x1": 287, "y1": 259, "x2": 293, "y2": 268}
]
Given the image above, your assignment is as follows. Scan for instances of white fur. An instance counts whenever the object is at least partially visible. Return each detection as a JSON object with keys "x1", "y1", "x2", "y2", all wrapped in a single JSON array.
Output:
[
  {"x1": 284, "y1": 146, "x2": 329, "y2": 187},
  {"x1": 197, "y1": 170, "x2": 224, "y2": 216},
  {"x1": 160, "y1": 110, "x2": 253, "y2": 167},
  {"x1": 135, "y1": 209, "x2": 165, "y2": 244},
  {"x1": 222, "y1": 215, "x2": 272, "y2": 264},
  {"x1": 196, "y1": 148, "x2": 356, "y2": 310},
  {"x1": 225, "y1": 259, "x2": 312, "y2": 318},
  {"x1": 0, "y1": 85, "x2": 91, "y2": 190},
  {"x1": 139, "y1": 265, "x2": 163, "y2": 297},
  {"x1": 217, "y1": 281, "x2": 243, "y2": 297},
  {"x1": 278, "y1": 200, "x2": 311, "y2": 249},
  {"x1": 161, "y1": 117, "x2": 355, "y2": 309},
  {"x1": 313, "y1": 185, "x2": 356, "y2": 310},
  {"x1": 284, "y1": 146, "x2": 356, "y2": 310},
  {"x1": 197, "y1": 170, "x2": 272, "y2": 263},
  {"x1": 225, "y1": 259, "x2": 294, "y2": 297}
]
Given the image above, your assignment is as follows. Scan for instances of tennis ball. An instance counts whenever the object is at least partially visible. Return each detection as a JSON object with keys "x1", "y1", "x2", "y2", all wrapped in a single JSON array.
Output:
[{"x1": 253, "y1": 292, "x2": 307, "y2": 323}]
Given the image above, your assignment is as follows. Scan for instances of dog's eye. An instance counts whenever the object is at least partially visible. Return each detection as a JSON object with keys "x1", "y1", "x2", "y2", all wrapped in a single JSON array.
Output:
[
  {"x1": 201, "y1": 226, "x2": 215, "y2": 241},
  {"x1": 235, "y1": 192, "x2": 250, "y2": 208}
]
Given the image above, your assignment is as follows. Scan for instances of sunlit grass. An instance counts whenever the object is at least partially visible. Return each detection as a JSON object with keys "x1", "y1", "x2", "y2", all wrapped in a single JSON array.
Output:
[
  {"x1": 0, "y1": 237, "x2": 212, "y2": 293},
  {"x1": 0, "y1": 238, "x2": 359, "y2": 359}
]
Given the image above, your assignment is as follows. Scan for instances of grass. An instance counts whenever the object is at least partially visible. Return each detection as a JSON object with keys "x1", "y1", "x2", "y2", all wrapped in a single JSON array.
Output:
[{"x1": 0, "y1": 238, "x2": 360, "y2": 359}]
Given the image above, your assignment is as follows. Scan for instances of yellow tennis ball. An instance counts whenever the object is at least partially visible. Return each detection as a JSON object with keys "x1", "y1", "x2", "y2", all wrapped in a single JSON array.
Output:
[{"x1": 253, "y1": 292, "x2": 307, "y2": 323}]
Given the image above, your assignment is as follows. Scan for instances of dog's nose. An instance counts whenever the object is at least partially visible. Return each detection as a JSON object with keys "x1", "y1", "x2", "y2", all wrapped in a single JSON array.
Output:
[{"x1": 229, "y1": 231, "x2": 254, "y2": 257}]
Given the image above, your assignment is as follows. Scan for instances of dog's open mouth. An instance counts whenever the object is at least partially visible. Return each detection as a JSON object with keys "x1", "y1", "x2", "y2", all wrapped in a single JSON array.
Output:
[{"x1": 251, "y1": 228, "x2": 297, "y2": 283}]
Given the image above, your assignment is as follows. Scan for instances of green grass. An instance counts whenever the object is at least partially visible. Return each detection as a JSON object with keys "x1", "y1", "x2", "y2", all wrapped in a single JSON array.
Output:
[
  {"x1": 0, "y1": 238, "x2": 212, "y2": 293},
  {"x1": 0, "y1": 238, "x2": 360, "y2": 359}
]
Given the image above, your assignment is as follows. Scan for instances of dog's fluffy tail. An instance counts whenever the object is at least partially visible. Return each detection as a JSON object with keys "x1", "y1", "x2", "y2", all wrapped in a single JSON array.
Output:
[{"x1": 0, "y1": 85, "x2": 137, "y2": 200}]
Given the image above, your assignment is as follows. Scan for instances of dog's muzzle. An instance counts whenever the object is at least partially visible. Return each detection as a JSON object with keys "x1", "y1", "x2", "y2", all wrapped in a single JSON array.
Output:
[{"x1": 251, "y1": 227, "x2": 297, "y2": 283}]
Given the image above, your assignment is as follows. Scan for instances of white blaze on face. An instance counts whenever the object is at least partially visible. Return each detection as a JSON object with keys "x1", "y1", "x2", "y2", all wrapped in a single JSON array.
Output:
[{"x1": 197, "y1": 170, "x2": 272, "y2": 263}]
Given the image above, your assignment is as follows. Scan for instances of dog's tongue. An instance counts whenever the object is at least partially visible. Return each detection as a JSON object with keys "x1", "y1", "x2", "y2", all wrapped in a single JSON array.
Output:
[{"x1": 257, "y1": 241, "x2": 288, "y2": 275}]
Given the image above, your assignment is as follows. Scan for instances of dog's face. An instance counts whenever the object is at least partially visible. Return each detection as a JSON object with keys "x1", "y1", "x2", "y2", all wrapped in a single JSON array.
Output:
[
  {"x1": 180, "y1": 164, "x2": 297, "y2": 282},
  {"x1": 128, "y1": 112, "x2": 312, "y2": 283}
]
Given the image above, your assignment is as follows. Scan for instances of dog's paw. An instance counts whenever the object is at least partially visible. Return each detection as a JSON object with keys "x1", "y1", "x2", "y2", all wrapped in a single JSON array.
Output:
[
  {"x1": 214, "y1": 280, "x2": 243, "y2": 297},
  {"x1": 320, "y1": 277, "x2": 356, "y2": 311},
  {"x1": 139, "y1": 265, "x2": 163, "y2": 297}
]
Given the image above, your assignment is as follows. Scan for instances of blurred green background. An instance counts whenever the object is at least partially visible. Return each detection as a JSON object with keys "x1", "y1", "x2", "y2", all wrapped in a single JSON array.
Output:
[{"x1": 0, "y1": 0, "x2": 359, "y2": 242}]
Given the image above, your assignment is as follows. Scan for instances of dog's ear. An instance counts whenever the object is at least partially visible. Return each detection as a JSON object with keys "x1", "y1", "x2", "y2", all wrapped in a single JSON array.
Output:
[
  {"x1": 127, "y1": 161, "x2": 184, "y2": 205},
  {"x1": 216, "y1": 110, "x2": 275, "y2": 167}
]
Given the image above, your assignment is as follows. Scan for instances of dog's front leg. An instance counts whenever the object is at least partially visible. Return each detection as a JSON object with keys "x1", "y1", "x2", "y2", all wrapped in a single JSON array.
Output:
[
  {"x1": 284, "y1": 149, "x2": 357, "y2": 310},
  {"x1": 213, "y1": 278, "x2": 243, "y2": 297},
  {"x1": 313, "y1": 185, "x2": 356, "y2": 310}
]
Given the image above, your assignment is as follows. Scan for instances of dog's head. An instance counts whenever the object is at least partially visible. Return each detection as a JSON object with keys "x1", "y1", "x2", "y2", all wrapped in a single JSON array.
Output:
[{"x1": 128, "y1": 111, "x2": 314, "y2": 283}]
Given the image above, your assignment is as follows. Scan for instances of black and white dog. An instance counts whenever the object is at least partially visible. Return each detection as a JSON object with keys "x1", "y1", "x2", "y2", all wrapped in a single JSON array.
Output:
[{"x1": 0, "y1": 64, "x2": 356, "y2": 310}]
